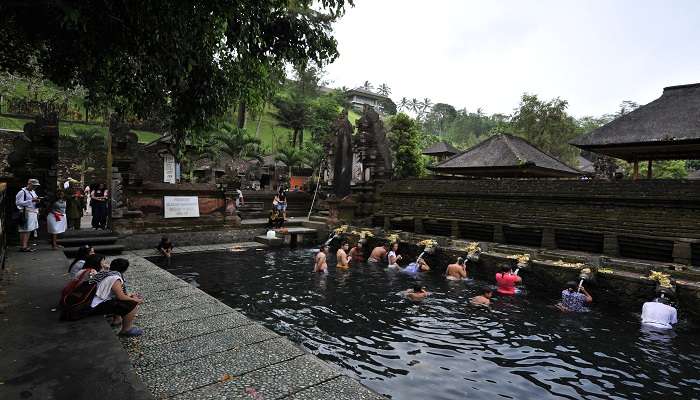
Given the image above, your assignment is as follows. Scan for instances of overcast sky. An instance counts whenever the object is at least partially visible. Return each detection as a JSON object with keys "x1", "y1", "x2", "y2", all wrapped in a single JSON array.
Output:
[{"x1": 324, "y1": 0, "x2": 700, "y2": 117}]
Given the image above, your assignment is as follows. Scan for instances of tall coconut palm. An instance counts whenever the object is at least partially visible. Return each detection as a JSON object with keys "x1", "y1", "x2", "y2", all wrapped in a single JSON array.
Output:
[
  {"x1": 377, "y1": 83, "x2": 391, "y2": 97},
  {"x1": 410, "y1": 98, "x2": 421, "y2": 114},
  {"x1": 398, "y1": 97, "x2": 409, "y2": 112},
  {"x1": 362, "y1": 80, "x2": 373, "y2": 91},
  {"x1": 66, "y1": 126, "x2": 105, "y2": 187},
  {"x1": 272, "y1": 94, "x2": 310, "y2": 147}
]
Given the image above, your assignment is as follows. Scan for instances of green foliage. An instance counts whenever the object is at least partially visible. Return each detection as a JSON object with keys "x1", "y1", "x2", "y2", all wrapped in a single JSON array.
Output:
[
  {"x1": 63, "y1": 126, "x2": 105, "y2": 186},
  {"x1": 388, "y1": 113, "x2": 425, "y2": 178},
  {"x1": 308, "y1": 94, "x2": 342, "y2": 143},
  {"x1": 215, "y1": 124, "x2": 262, "y2": 161},
  {"x1": 302, "y1": 141, "x2": 325, "y2": 174},
  {"x1": 0, "y1": 1, "x2": 353, "y2": 153},
  {"x1": 510, "y1": 94, "x2": 580, "y2": 165},
  {"x1": 275, "y1": 146, "x2": 306, "y2": 174},
  {"x1": 686, "y1": 160, "x2": 700, "y2": 171},
  {"x1": 619, "y1": 160, "x2": 688, "y2": 179}
]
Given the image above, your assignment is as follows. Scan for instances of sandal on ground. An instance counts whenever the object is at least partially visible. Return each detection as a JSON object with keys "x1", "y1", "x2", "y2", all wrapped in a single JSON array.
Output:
[
  {"x1": 118, "y1": 327, "x2": 144, "y2": 337},
  {"x1": 19, "y1": 248, "x2": 35, "y2": 253}
]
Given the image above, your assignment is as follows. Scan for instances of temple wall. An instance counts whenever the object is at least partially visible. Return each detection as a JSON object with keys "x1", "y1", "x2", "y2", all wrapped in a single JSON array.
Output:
[{"x1": 375, "y1": 179, "x2": 700, "y2": 265}]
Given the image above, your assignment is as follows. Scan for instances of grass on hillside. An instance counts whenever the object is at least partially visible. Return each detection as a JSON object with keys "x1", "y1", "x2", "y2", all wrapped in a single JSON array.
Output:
[{"x1": 0, "y1": 115, "x2": 161, "y2": 143}]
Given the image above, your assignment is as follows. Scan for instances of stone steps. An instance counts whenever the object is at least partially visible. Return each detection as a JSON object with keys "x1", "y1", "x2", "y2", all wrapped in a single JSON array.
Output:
[{"x1": 58, "y1": 235, "x2": 119, "y2": 247}]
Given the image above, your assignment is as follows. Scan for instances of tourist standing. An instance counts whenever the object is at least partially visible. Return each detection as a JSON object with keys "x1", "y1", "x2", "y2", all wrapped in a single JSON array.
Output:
[
  {"x1": 446, "y1": 257, "x2": 467, "y2": 280},
  {"x1": 84, "y1": 184, "x2": 91, "y2": 215},
  {"x1": 15, "y1": 178, "x2": 41, "y2": 253},
  {"x1": 66, "y1": 190, "x2": 84, "y2": 230},
  {"x1": 47, "y1": 190, "x2": 67, "y2": 250},
  {"x1": 314, "y1": 245, "x2": 329, "y2": 273},
  {"x1": 336, "y1": 242, "x2": 350, "y2": 269},
  {"x1": 495, "y1": 265, "x2": 522, "y2": 295},
  {"x1": 556, "y1": 281, "x2": 593, "y2": 312},
  {"x1": 90, "y1": 183, "x2": 109, "y2": 229},
  {"x1": 641, "y1": 296, "x2": 677, "y2": 330}
]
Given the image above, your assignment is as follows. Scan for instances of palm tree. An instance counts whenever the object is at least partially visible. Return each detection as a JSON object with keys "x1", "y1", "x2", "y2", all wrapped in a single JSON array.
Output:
[
  {"x1": 377, "y1": 83, "x2": 391, "y2": 97},
  {"x1": 275, "y1": 146, "x2": 306, "y2": 175},
  {"x1": 215, "y1": 123, "x2": 262, "y2": 161},
  {"x1": 66, "y1": 126, "x2": 105, "y2": 187},
  {"x1": 302, "y1": 142, "x2": 324, "y2": 176},
  {"x1": 410, "y1": 98, "x2": 421, "y2": 114},
  {"x1": 398, "y1": 97, "x2": 409, "y2": 112},
  {"x1": 272, "y1": 94, "x2": 310, "y2": 147},
  {"x1": 362, "y1": 80, "x2": 373, "y2": 91},
  {"x1": 418, "y1": 97, "x2": 433, "y2": 120}
]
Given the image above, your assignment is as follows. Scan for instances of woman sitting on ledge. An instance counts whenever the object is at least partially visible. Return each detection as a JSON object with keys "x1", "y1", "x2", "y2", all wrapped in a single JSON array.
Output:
[
  {"x1": 89, "y1": 258, "x2": 144, "y2": 337},
  {"x1": 387, "y1": 242, "x2": 402, "y2": 269}
]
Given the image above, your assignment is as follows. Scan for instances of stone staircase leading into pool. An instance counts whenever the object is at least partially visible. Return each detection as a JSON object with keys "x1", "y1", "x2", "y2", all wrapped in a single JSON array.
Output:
[{"x1": 59, "y1": 229, "x2": 125, "y2": 257}]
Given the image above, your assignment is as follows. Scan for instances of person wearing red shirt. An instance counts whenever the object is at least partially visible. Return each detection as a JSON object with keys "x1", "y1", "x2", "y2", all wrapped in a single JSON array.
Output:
[{"x1": 495, "y1": 265, "x2": 522, "y2": 295}]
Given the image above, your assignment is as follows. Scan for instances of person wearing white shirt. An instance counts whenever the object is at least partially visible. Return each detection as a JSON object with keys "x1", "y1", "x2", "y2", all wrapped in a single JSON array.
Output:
[
  {"x1": 16, "y1": 178, "x2": 42, "y2": 252},
  {"x1": 641, "y1": 297, "x2": 678, "y2": 330}
]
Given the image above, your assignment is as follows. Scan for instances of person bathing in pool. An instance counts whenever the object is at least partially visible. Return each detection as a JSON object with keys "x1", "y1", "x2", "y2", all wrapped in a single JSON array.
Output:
[
  {"x1": 495, "y1": 264, "x2": 521, "y2": 295},
  {"x1": 406, "y1": 285, "x2": 430, "y2": 301},
  {"x1": 314, "y1": 245, "x2": 329, "y2": 273},
  {"x1": 336, "y1": 242, "x2": 350, "y2": 270},
  {"x1": 368, "y1": 244, "x2": 388, "y2": 264},
  {"x1": 446, "y1": 257, "x2": 467, "y2": 280},
  {"x1": 470, "y1": 287, "x2": 493, "y2": 307},
  {"x1": 387, "y1": 242, "x2": 402, "y2": 269}
]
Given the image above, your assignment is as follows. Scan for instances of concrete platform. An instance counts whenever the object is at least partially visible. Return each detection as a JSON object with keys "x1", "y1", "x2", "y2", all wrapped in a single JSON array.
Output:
[
  {"x1": 119, "y1": 252, "x2": 384, "y2": 399},
  {"x1": 255, "y1": 235, "x2": 285, "y2": 247}
]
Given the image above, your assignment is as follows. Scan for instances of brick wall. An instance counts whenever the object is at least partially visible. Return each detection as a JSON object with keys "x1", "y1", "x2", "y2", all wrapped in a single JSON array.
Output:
[{"x1": 377, "y1": 179, "x2": 700, "y2": 265}]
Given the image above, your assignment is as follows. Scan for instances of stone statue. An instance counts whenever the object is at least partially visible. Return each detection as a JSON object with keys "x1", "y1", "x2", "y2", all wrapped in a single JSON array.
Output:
[
  {"x1": 333, "y1": 111, "x2": 353, "y2": 198},
  {"x1": 356, "y1": 106, "x2": 392, "y2": 182},
  {"x1": 593, "y1": 154, "x2": 618, "y2": 180}
]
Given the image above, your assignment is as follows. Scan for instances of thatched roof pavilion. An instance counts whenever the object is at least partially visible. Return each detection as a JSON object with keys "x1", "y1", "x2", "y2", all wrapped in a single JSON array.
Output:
[
  {"x1": 422, "y1": 141, "x2": 460, "y2": 157},
  {"x1": 429, "y1": 133, "x2": 581, "y2": 178},
  {"x1": 570, "y1": 83, "x2": 700, "y2": 162}
]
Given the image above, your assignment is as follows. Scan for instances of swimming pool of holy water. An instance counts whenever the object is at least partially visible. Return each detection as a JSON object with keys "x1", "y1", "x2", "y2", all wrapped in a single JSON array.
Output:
[{"x1": 149, "y1": 248, "x2": 700, "y2": 400}]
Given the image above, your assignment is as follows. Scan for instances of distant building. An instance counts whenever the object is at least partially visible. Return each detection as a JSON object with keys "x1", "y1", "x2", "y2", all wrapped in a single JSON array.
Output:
[
  {"x1": 422, "y1": 141, "x2": 460, "y2": 163},
  {"x1": 345, "y1": 88, "x2": 390, "y2": 114}
]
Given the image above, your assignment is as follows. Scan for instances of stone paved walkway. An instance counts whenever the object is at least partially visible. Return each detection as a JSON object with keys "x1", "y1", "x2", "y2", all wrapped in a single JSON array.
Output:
[{"x1": 120, "y1": 244, "x2": 384, "y2": 400}]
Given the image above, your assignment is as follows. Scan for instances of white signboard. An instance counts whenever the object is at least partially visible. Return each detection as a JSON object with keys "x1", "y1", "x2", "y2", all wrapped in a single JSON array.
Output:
[
  {"x1": 164, "y1": 196, "x2": 200, "y2": 218},
  {"x1": 163, "y1": 154, "x2": 176, "y2": 183}
]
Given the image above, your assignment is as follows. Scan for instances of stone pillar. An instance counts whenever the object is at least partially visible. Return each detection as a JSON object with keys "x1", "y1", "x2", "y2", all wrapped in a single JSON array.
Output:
[
  {"x1": 493, "y1": 224, "x2": 504, "y2": 243},
  {"x1": 541, "y1": 227, "x2": 556, "y2": 249},
  {"x1": 603, "y1": 234, "x2": 619, "y2": 257},
  {"x1": 414, "y1": 218, "x2": 424, "y2": 234},
  {"x1": 672, "y1": 241, "x2": 692, "y2": 265},
  {"x1": 451, "y1": 220, "x2": 459, "y2": 238}
]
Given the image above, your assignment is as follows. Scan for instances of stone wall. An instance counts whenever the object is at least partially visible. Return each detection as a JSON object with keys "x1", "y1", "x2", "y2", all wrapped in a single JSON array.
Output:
[
  {"x1": 376, "y1": 179, "x2": 700, "y2": 265},
  {"x1": 119, "y1": 227, "x2": 264, "y2": 250}
]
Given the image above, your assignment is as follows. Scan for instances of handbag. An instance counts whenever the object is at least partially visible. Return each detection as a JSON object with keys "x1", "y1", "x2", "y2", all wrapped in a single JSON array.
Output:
[{"x1": 12, "y1": 190, "x2": 28, "y2": 226}]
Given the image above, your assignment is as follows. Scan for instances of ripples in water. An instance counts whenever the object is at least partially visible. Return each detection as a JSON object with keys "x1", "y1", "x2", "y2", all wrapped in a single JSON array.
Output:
[{"x1": 159, "y1": 248, "x2": 700, "y2": 400}]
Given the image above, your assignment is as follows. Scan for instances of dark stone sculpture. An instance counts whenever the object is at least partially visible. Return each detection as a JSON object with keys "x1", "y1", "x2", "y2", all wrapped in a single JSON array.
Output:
[
  {"x1": 356, "y1": 106, "x2": 392, "y2": 182},
  {"x1": 333, "y1": 111, "x2": 353, "y2": 198}
]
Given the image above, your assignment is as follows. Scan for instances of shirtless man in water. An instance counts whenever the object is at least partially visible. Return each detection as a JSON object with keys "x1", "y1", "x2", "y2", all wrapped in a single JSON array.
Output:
[
  {"x1": 336, "y1": 242, "x2": 350, "y2": 269},
  {"x1": 406, "y1": 285, "x2": 430, "y2": 301},
  {"x1": 446, "y1": 257, "x2": 467, "y2": 280},
  {"x1": 470, "y1": 288, "x2": 493, "y2": 306},
  {"x1": 314, "y1": 245, "x2": 329, "y2": 273},
  {"x1": 368, "y1": 244, "x2": 388, "y2": 264}
]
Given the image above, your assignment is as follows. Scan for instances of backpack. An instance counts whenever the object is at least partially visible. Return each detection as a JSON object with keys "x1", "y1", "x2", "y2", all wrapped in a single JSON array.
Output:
[{"x1": 59, "y1": 270, "x2": 97, "y2": 321}]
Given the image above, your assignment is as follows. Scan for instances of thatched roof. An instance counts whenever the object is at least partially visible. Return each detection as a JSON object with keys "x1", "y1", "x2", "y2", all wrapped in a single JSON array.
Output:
[
  {"x1": 430, "y1": 134, "x2": 582, "y2": 178},
  {"x1": 422, "y1": 141, "x2": 459, "y2": 156},
  {"x1": 570, "y1": 83, "x2": 700, "y2": 161}
]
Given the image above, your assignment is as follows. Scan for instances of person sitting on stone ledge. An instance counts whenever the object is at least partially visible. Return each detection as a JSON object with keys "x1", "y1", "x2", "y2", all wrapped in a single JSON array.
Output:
[
  {"x1": 470, "y1": 287, "x2": 493, "y2": 307},
  {"x1": 446, "y1": 257, "x2": 467, "y2": 280},
  {"x1": 336, "y1": 242, "x2": 350, "y2": 270},
  {"x1": 387, "y1": 242, "x2": 402, "y2": 269},
  {"x1": 641, "y1": 295, "x2": 677, "y2": 330},
  {"x1": 368, "y1": 244, "x2": 388, "y2": 264},
  {"x1": 495, "y1": 264, "x2": 522, "y2": 295},
  {"x1": 314, "y1": 245, "x2": 329, "y2": 273},
  {"x1": 89, "y1": 258, "x2": 144, "y2": 337},
  {"x1": 556, "y1": 281, "x2": 592, "y2": 313},
  {"x1": 157, "y1": 236, "x2": 174, "y2": 265},
  {"x1": 67, "y1": 245, "x2": 96, "y2": 278},
  {"x1": 348, "y1": 241, "x2": 365, "y2": 265}
]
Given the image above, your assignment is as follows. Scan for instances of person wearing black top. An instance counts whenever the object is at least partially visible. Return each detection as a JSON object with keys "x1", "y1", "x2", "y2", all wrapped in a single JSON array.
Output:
[{"x1": 157, "y1": 236, "x2": 174, "y2": 265}]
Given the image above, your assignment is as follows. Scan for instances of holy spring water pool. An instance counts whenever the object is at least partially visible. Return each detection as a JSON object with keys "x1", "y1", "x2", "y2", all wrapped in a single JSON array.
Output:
[{"x1": 155, "y1": 248, "x2": 699, "y2": 400}]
